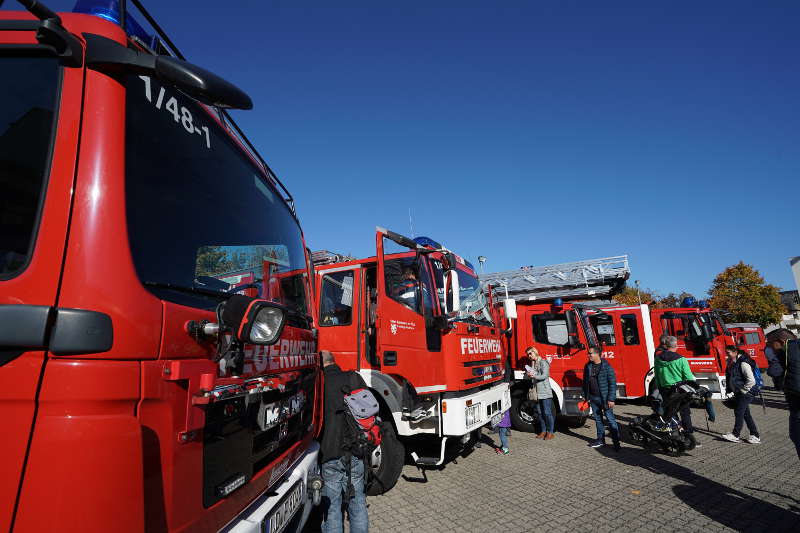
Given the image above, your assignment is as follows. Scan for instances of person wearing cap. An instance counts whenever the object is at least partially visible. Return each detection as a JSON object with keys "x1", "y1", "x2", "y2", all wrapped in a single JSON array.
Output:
[{"x1": 582, "y1": 346, "x2": 621, "y2": 450}]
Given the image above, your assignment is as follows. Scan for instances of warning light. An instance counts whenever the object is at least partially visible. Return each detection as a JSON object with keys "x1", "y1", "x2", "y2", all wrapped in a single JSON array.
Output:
[
  {"x1": 553, "y1": 298, "x2": 564, "y2": 307},
  {"x1": 73, "y1": 0, "x2": 159, "y2": 49}
]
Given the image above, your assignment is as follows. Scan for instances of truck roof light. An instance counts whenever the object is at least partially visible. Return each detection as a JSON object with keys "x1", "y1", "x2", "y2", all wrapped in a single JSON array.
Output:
[
  {"x1": 553, "y1": 298, "x2": 563, "y2": 307},
  {"x1": 682, "y1": 296, "x2": 697, "y2": 308},
  {"x1": 413, "y1": 236, "x2": 441, "y2": 249},
  {"x1": 73, "y1": 0, "x2": 159, "y2": 49}
]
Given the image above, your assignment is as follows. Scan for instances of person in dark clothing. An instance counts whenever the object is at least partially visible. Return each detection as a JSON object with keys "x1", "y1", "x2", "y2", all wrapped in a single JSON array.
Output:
[
  {"x1": 721, "y1": 346, "x2": 761, "y2": 444},
  {"x1": 766, "y1": 339, "x2": 789, "y2": 391},
  {"x1": 582, "y1": 346, "x2": 621, "y2": 450},
  {"x1": 319, "y1": 351, "x2": 369, "y2": 533},
  {"x1": 782, "y1": 339, "x2": 800, "y2": 459}
]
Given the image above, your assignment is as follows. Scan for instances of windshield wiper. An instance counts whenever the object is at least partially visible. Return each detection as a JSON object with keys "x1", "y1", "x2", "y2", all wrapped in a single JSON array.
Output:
[{"x1": 143, "y1": 281, "x2": 231, "y2": 300}]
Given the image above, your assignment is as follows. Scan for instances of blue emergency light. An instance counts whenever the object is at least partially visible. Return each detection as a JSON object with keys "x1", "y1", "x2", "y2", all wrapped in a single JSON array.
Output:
[
  {"x1": 413, "y1": 236, "x2": 442, "y2": 249},
  {"x1": 73, "y1": 0, "x2": 158, "y2": 49},
  {"x1": 681, "y1": 296, "x2": 698, "y2": 308},
  {"x1": 553, "y1": 298, "x2": 564, "y2": 307},
  {"x1": 698, "y1": 300, "x2": 709, "y2": 309}
]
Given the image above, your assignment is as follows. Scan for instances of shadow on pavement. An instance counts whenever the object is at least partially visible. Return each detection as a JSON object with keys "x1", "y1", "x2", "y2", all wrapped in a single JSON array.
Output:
[{"x1": 597, "y1": 445, "x2": 799, "y2": 532}]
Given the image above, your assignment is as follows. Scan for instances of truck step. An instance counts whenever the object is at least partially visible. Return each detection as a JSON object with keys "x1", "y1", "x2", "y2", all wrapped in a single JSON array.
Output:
[{"x1": 410, "y1": 453, "x2": 440, "y2": 466}]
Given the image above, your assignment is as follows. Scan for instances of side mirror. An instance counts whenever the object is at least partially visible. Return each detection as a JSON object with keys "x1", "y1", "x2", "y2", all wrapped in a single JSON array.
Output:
[
  {"x1": 503, "y1": 299, "x2": 517, "y2": 320},
  {"x1": 85, "y1": 34, "x2": 253, "y2": 110},
  {"x1": 443, "y1": 270, "x2": 460, "y2": 314},
  {"x1": 221, "y1": 295, "x2": 286, "y2": 345}
]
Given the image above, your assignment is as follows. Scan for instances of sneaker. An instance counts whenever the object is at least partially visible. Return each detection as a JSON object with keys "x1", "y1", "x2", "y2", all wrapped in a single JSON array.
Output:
[
  {"x1": 746, "y1": 435, "x2": 761, "y2": 444},
  {"x1": 501, "y1": 447, "x2": 510, "y2": 455},
  {"x1": 721, "y1": 433, "x2": 741, "y2": 443},
  {"x1": 588, "y1": 440, "x2": 605, "y2": 448}
]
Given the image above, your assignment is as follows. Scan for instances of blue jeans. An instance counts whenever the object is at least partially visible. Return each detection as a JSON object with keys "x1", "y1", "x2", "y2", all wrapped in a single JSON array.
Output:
[
  {"x1": 321, "y1": 457, "x2": 368, "y2": 533},
  {"x1": 589, "y1": 395, "x2": 619, "y2": 442},
  {"x1": 498, "y1": 427, "x2": 510, "y2": 450},
  {"x1": 732, "y1": 393, "x2": 758, "y2": 438},
  {"x1": 538, "y1": 398, "x2": 555, "y2": 433},
  {"x1": 705, "y1": 398, "x2": 716, "y2": 422}
]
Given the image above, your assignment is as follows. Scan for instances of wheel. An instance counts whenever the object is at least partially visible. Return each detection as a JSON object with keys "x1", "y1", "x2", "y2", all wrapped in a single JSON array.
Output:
[
  {"x1": 366, "y1": 421, "x2": 405, "y2": 496},
  {"x1": 509, "y1": 395, "x2": 539, "y2": 432},
  {"x1": 624, "y1": 425, "x2": 645, "y2": 445}
]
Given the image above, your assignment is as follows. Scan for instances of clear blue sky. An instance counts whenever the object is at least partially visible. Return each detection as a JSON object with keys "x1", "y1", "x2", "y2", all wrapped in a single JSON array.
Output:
[{"x1": 7, "y1": 1, "x2": 799, "y2": 297}]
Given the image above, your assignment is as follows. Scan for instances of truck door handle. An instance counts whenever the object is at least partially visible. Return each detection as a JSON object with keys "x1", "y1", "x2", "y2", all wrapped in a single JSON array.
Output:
[{"x1": 384, "y1": 351, "x2": 397, "y2": 366}]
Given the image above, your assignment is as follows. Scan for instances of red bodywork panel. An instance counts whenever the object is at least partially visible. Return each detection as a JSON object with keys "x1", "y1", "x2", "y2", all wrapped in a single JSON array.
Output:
[
  {"x1": 729, "y1": 325, "x2": 767, "y2": 369},
  {"x1": 0, "y1": 11, "x2": 320, "y2": 533}
]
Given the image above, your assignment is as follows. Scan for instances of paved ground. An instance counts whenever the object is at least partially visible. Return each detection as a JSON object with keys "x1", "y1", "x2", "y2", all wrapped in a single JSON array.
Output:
[{"x1": 306, "y1": 388, "x2": 799, "y2": 532}]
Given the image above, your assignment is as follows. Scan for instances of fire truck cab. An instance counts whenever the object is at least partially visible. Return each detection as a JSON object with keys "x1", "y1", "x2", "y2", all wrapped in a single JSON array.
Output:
[
  {"x1": 314, "y1": 228, "x2": 511, "y2": 494},
  {"x1": 1, "y1": 2, "x2": 321, "y2": 532},
  {"x1": 728, "y1": 323, "x2": 768, "y2": 369},
  {"x1": 649, "y1": 300, "x2": 731, "y2": 397}
]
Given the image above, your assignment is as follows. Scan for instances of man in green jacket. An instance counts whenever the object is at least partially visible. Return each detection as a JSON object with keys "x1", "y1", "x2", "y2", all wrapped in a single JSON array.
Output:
[{"x1": 654, "y1": 336, "x2": 697, "y2": 436}]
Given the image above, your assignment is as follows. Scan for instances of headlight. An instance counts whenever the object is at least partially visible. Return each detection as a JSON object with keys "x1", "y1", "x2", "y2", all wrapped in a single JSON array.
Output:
[{"x1": 250, "y1": 307, "x2": 285, "y2": 344}]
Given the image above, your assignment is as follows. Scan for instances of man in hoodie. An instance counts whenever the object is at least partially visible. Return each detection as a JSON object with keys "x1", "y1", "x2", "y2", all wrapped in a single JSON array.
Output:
[{"x1": 654, "y1": 336, "x2": 697, "y2": 437}]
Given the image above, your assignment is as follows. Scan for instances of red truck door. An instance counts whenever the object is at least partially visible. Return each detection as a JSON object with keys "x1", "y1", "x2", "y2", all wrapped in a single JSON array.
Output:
[
  {"x1": 375, "y1": 230, "x2": 444, "y2": 389},
  {"x1": 591, "y1": 308, "x2": 652, "y2": 398},
  {"x1": 0, "y1": 47, "x2": 83, "y2": 531},
  {"x1": 317, "y1": 266, "x2": 362, "y2": 371},
  {"x1": 525, "y1": 306, "x2": 592, "y2": 394}
]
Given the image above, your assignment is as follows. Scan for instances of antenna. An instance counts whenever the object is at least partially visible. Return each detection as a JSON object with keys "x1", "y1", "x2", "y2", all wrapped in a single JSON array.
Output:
[{"x1": 408, "y1": 208, "x2": 415, "y2": 238}]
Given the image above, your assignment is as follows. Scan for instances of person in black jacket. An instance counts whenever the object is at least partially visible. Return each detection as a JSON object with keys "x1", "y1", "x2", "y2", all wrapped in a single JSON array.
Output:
[
  {"x1": 319, "y1": 351, "x2": 369, "y2": 533},
  {"x1": 582, "y1": 347, "x2": 621, "y2": 451},
  {"x1": 784, "y1": 339, "x2": 800, "y2": 460}
]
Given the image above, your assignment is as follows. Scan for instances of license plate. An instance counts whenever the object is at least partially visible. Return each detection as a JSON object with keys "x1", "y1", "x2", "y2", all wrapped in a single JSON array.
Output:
[{"x1": 262, "y1": 480, "x2": 304, "y2": 533}]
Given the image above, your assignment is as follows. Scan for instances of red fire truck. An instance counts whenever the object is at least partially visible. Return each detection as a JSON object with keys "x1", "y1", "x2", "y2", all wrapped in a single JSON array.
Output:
[
  {"x1": 313, "y1": 229, "x2": 512, "y2": 494},
  {"x1": 483, "y1": 259, "x2": 734, "y2": 431},
  {"x1": 1, "y1": 2, "x2": 322, "y2": 532},
  {"x1": 727, "y1": 323, "x2": 768, "y2": 369}
]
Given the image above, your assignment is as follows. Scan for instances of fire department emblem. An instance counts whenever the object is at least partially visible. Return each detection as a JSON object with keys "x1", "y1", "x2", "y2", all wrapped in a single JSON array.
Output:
[{"x1": 390, "y1": 323, "x2": 398, "y2": 335}]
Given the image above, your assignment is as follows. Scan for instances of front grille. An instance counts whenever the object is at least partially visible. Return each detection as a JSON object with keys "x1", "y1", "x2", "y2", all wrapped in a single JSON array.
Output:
[{"x1": 202, "y1": 368, "x2": 316, "y2": 508}]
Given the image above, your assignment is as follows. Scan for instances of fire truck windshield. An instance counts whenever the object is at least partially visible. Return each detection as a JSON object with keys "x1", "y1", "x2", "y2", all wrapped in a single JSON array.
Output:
[
  {"x1": 431, "y1": 260, "x2": 492, "y2": 325},
  {"x1": 124, "y1": 74, "x2": 309, "y2": 319},
  {"x1": 0, "y1": 56, "x2": 60, "y2": 278}
]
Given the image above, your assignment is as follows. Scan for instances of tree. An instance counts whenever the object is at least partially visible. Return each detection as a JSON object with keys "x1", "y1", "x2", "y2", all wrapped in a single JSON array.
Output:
[
  {"x1": 195, "y1": 246, "x2": 234, "y2": 277},
  {"x1": 708, "y1": 262, "x2": 784, "y2": 328},
  {"x1": 656, "y1": 292, "x2": 695, "y2": 309},
  {"x1": 613, "y1": 285, "x2": 658, "y2": 306}
]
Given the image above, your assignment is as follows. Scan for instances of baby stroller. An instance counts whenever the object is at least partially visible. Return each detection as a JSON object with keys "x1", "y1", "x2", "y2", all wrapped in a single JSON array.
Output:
[{"x1": 626, "y1": 381, "x2": 710, "y2": 456}]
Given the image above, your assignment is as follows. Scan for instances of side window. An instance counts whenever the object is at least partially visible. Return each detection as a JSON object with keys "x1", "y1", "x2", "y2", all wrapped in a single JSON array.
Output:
[
  {"x1": 620, "y1": 314, "x2": 640, "y2": 345},
  {"x1": 745, "y1": 332, "x2": 760, "y2": 345},
  {"x1": 532, "y1": 314, "x2": 568, "y2": 346},
  {"x1": 319, "y1": 270, "x2": 354, "y2": 326},
  {"x1": 384, "y1": 258, "x2": 421, "y2": 314},
  {"x1": 590, "y1": 315, "x2": 616, "y2": 345}
]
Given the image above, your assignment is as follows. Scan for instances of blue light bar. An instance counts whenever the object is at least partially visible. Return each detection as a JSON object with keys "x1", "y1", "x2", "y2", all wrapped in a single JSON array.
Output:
[
  {"x1": 413, "y1": 236, "x2": 441, "y2": 249},
  {"x1": 681, "y1": 296, "x2": 698, "y2": 308},
  {"x1": 73, "y1": 0, "x2": 157, "y2": 49},
  {"x1": 698, "y1": 300, "x2": 709, "y2": 309},
  {"x1": 553, "y1": 298, "x2": 564, "y2": 307}
]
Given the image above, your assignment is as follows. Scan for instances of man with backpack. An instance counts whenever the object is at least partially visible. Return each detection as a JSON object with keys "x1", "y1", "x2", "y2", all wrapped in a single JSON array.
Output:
[
  {"x1": 721, "y1": 346, "x2": 762, "y2": 444},
  {"x1": 654, "y1": 336, "x2": 698, "y2": 439},
  {"x1": 319, "y1": 350, "x2": 370, "y2": 533}
]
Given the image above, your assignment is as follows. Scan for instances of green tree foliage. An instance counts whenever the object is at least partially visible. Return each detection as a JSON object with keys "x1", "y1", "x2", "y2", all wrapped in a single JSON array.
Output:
[
  {"x1": 709, "y1": 262, "x2": 784, "y2": 328},
  {"x1": 195, "y1": 246, "x2": 234, "y2": 277}
]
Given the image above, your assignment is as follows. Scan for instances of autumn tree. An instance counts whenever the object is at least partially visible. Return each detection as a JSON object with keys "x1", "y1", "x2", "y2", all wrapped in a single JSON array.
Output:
[
  {"x1": 613, "y1": 285, "x2": 658, "y2": 306},
  {"x1": 708, "y1": 262, "x2": 783, "y2": 328},
  {"x1": 195, "y1": 246, "x2": 234, "y2": 277},
  {"x1": 657, "y1": 292, "x2": 695, "y2": 309}
]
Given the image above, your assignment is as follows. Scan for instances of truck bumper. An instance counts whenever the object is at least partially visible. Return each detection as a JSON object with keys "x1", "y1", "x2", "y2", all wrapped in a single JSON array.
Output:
[
  {"x1": 220, "y1": 440, "x2": 320, "y2": 533},
  {"x1": 441, "y1": 382, "x2": 511, "y2": 436}
]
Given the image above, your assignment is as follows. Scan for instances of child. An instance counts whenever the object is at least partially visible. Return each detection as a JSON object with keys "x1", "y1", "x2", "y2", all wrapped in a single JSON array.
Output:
[{"x1": 495, "y1": 409, "x2": 512, "y2": 455}]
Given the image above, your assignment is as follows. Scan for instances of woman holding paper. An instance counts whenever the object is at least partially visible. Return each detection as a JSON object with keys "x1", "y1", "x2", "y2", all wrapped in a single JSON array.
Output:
[{"x1": 526, "y1": 347, "x2": 556, "y2": 440}]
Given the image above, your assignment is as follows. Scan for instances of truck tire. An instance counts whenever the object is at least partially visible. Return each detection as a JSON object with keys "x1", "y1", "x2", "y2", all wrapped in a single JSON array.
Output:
[
  {"x1": 366, "y1": 421, "x2": 404, "y2": 496},
  {"x1": 509, "y1": 396, "x2": 539, "y2": 433}
]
